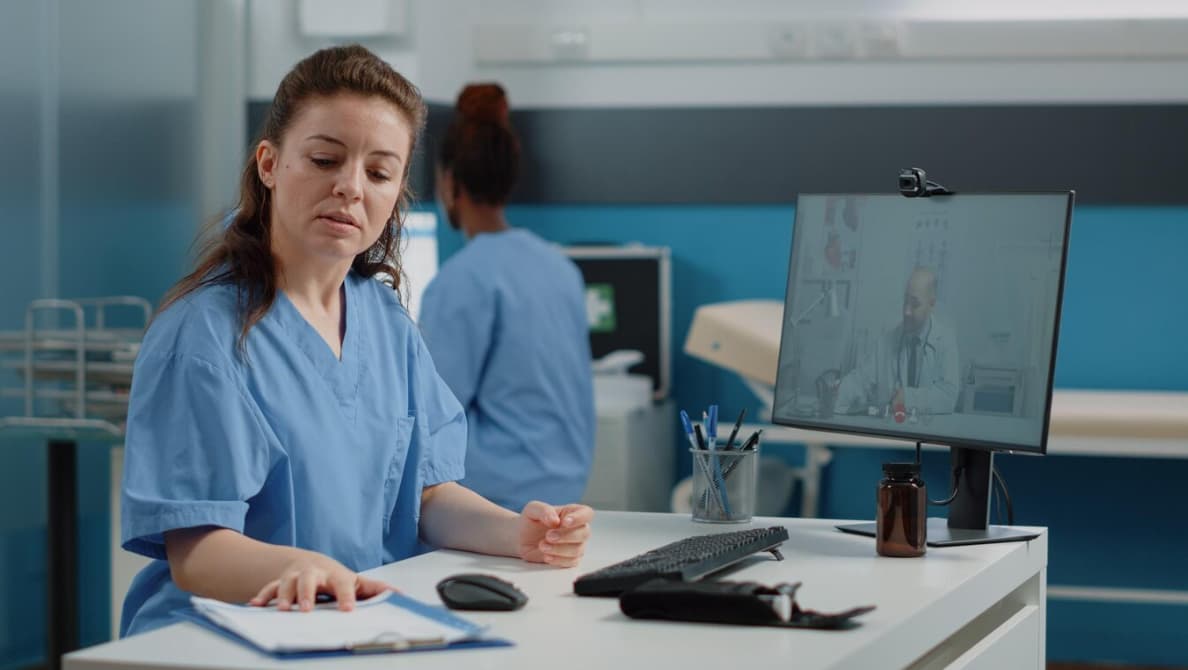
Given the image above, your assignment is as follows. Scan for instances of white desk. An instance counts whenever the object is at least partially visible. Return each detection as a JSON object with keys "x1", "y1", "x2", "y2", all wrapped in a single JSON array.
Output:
[{"x1": 66, "y1": 512, "x2": 1047, "y2": 670}]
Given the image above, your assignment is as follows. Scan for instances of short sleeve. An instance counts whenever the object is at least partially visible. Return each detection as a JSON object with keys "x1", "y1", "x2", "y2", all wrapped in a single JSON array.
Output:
[
  {"x1": 409, "y1": 334, "x2": 468, "y2": 487},
  {"x1": 121, "y1": 352, "x2": 271, "y2": 560}
]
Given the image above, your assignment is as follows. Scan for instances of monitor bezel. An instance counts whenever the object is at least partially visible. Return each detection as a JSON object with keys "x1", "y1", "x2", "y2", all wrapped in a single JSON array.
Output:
[{"x1": 771, "y1": 191, "x2": 1075, "y2": 455}]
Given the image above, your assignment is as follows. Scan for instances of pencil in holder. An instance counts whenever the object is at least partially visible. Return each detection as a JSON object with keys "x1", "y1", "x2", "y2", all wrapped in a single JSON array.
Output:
[{"x1": 689, "y1": 446, "x2": 759, "y2": 523}]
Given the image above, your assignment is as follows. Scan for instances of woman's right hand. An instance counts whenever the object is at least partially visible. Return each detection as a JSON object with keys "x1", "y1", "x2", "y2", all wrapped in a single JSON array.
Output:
[{"x1": 248, "y1": 556, "x2": 393, "y2": 612}]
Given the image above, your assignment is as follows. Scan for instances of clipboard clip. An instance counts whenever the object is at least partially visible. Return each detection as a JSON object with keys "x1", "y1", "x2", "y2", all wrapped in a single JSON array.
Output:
[{"x1": 349, "y1": 631, "x2": 446, "y2": 653}]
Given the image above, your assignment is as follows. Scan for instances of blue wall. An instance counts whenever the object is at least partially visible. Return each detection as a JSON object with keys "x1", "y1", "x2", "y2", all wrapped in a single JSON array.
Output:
[{"x1": 1, "y1": 203, "x2": 1184, "y2": 668}]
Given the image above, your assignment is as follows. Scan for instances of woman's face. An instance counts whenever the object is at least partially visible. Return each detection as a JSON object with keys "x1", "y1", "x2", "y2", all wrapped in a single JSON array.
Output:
[{"x1": 257, "y1": 93, "x2": 412, "y2": 267}]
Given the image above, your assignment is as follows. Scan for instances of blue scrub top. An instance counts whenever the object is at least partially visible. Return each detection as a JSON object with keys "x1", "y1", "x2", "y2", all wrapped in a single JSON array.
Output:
[
  {"x1": 119, "y1": 271, "x2": 466, "y2": 636},
  {"x1": 419, "y1": 229, "x2": 595, "y2": 511}
]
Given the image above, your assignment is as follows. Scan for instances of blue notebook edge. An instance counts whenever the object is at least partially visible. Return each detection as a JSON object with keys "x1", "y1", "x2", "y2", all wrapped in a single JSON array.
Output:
[{"x1": 175, "y1": 593, "x2": 513, "y2": 659}]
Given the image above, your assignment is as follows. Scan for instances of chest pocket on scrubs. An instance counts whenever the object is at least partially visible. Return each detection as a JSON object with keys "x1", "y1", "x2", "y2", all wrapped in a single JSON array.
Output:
[{"x1": 382, "y1": 415, "x2": 416, "y2": 526}]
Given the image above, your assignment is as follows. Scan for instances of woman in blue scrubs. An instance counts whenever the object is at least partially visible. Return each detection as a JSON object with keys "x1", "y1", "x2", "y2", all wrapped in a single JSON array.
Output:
[
  {"x1": 419, "y1": 84, "x2": 595, "y2": 511},
  {"x1": 119, "y1": 46, "x2": 593, "y2": 636}
]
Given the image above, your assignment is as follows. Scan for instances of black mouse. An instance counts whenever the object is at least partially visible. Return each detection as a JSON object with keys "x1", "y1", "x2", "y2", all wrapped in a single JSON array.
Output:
[{"x1": 436, "y1": 573, "x2": 528, "y2": 611}]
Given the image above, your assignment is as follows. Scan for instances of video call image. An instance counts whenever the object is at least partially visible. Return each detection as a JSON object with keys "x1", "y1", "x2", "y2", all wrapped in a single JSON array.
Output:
[{"x1": 773, "y1": 194, "x2": 1070, "y2": 450}]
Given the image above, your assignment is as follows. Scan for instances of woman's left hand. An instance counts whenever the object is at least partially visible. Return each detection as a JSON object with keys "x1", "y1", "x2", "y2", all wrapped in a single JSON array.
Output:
[{"x1": 517, "y1": 502, "x2": 594, "y2": 568}]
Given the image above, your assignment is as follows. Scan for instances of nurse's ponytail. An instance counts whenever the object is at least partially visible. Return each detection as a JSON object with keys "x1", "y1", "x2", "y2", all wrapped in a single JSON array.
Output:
[
  {"x1": 438, "y1": 83, "x2": 520, "y2": 206},
  {"x1": 160, "y1": 45, "x2": 427, "y2": 355}
]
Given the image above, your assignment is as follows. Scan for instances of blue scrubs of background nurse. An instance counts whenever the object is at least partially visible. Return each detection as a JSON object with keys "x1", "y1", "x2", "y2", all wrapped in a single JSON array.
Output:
[
  {"x1": 118, "y1": 46, "x2": 593, "y2": 637},
  {"x1": 419, "y1": 84, "x2": 596, "y2": 512}
]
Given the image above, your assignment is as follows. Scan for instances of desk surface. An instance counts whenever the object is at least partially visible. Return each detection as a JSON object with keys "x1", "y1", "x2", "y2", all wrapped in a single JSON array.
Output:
[{"x1": 66, "y1": 512, "x2": 1047, "y2": 670}]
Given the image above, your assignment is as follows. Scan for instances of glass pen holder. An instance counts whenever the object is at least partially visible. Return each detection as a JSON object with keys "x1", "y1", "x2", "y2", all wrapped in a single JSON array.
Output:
[{"x1": 689, "y1": 446, "x2": 759, "y2": 523}]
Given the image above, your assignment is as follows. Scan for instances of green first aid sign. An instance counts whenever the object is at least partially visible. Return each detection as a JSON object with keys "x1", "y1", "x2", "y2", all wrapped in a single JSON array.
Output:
[{"x1": 586, "y1": 284, "x2": 616, "y2": 333}]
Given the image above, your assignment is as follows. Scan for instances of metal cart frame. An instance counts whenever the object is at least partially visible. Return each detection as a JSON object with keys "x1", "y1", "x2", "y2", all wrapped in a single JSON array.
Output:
[{"x1": 1, "y1": 296, "x2": 148, "y2": 669}]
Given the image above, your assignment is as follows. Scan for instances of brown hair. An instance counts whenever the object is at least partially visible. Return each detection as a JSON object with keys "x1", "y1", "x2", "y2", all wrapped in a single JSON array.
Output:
[
  {"x1": 437, "y1": 83, "x2": 520, "y2": 205},
  {"x1": 160, "y1": 45, "x2": 427, "y2": 351}
]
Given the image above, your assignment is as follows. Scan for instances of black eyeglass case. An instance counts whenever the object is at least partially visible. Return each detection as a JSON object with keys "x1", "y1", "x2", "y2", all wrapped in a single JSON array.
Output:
[{"x1": 618, "y1": 579, "x2": 875, "y2": 630}]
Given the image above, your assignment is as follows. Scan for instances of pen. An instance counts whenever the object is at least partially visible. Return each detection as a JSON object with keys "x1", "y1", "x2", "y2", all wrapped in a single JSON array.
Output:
[
  {"x1": 739, "y1": 429, "x2": 763, "y2": 452},
  {"x1": 722, "y1": 430, "x2": 764, "y2": 481},
  {"x1": 679, "y1": 410, "x2": 698, "y2": 449},
  {"x1": 705, "y1": 405, "x2": 731, "y2": 515},
  {"x1": 723, "y1": 408, "x2": 746, "y2": 450},
  {"x1": 694, "y1": 424, "x2": 707, "y2": 450},
  {"x1": 707, "y1": 405, "x2": 719, "y2": 449},
  {"x1": 683, "y1": 410, "x2": 723, "y2": 513},
  {"x1": 699, "y1": 414, "x2": 742, "y2": 513}
]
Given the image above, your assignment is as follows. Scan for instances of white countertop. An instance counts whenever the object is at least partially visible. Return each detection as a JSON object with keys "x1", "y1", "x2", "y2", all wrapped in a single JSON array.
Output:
[{"x1": 66, "y1": 511, "x2": 1047, "y2": 670}]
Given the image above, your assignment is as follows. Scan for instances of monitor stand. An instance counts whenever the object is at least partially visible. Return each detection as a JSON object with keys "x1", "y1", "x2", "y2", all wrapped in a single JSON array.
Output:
[{"x1": 836, "y1": 447, "x2": 1040, "y2": 547}]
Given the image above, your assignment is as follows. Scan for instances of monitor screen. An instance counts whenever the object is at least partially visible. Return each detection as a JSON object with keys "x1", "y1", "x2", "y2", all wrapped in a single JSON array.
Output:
[{"x1": 772, "y1": 193, "x2": 1072, "y2": 453}]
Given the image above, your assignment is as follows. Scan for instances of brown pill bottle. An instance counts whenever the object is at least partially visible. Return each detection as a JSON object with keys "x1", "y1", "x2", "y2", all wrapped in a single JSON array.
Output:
[{"x1": 876, "y1": 462, "x2": 927, "y2": 557}]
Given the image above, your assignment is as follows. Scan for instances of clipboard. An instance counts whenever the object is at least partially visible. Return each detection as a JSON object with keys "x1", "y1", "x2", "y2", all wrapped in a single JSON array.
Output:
[{"x1": 181, "y1": 592, "x2": 513, "y2": 659}]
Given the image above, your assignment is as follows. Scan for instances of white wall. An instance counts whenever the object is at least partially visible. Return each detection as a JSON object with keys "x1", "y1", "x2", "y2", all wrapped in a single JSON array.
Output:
[
  {"x1": 247, "y1": 0, "x2": 420, "y2": 99},
  {"x1": 250, "y1": 0, "x2": 1188, "y2": 107}
]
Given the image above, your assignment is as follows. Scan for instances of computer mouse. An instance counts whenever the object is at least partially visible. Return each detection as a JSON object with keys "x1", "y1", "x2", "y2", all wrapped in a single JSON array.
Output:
[{"x1": 436, "y1": 573, "x2": 528, "y2": 611}]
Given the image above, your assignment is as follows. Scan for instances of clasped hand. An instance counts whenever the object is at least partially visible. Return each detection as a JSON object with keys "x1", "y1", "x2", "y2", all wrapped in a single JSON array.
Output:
[{"x1": 517, "y1": 501, "x2": 594, "y2": 568}]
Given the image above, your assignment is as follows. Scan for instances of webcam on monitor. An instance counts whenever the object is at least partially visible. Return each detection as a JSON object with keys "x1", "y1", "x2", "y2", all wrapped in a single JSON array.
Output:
[{"x1": 898, "y1": 167, "x2": 953, "y2": 198}]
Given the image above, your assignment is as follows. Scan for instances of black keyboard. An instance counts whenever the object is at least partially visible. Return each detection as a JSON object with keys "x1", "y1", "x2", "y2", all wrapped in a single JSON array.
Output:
[{"x1": 573, "y1": 526, "x2": 790, "y2": 597}]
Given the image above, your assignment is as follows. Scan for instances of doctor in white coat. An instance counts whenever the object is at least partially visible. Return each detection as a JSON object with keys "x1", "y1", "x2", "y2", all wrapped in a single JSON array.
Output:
[{"x1": 833, "y1": 267, "x2": 960, "y2": 416}]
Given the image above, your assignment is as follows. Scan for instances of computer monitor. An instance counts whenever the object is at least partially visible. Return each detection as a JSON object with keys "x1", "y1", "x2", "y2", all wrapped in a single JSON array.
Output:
[{"x1": 772, "y1": 192, "x2": 1073, "y2": 545}]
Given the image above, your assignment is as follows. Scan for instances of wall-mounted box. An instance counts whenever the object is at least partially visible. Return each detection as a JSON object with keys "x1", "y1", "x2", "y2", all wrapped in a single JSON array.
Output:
[{"x1": 298, "y1": 0, "x2": 406, "y2": 38}]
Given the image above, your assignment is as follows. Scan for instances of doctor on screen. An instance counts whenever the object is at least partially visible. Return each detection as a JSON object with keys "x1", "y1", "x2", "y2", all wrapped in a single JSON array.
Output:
[{"x1": 833, "y1": 267, "x2": 960, "y2": 416}]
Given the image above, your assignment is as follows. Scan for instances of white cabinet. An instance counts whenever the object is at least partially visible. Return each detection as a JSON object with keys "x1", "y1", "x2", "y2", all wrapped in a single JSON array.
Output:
[
  {"x1": 109, "y1": 447, "x2": 150, "y2": 640},
  {"x1": 582, "y1": 399, "x2": 675, "y2": 513}
]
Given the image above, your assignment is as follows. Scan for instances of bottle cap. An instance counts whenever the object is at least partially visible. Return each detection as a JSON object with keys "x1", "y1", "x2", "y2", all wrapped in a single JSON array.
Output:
[{"x1": 882, "y1": 462, "x2": 920, "y2": 477}]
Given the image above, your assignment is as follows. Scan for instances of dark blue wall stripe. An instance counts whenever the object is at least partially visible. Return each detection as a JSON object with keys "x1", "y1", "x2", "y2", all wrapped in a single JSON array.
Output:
[{"x1": 256, "y1": 101, "x2": 1188, "y2": 204}]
